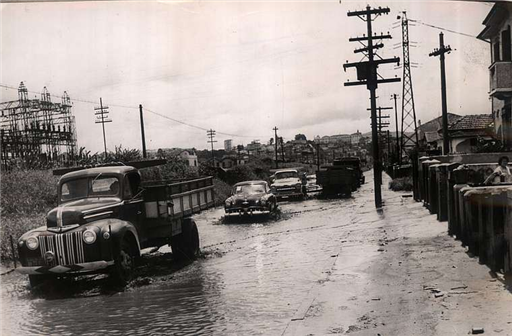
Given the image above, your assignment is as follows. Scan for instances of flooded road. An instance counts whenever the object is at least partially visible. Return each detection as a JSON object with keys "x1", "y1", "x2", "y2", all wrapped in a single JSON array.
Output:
[
  {"x1": 1, "y1": 186, "x2": 366, "y2": 336},
  {"x1": 3, "y1": 173, "x2": 512, "y2": 336}
]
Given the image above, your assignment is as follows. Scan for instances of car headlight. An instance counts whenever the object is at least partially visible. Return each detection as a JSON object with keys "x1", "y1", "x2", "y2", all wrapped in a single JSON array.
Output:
[
  {"x1": 295, "y1": 183, "x2": 302, "y2": 189},
  {"x1": 225, "y1": 199, "x2": 232, "y2": 207},
  {"x1": 83, "y1": 230, "x2": 97, "y2": 244},
  {"x1": 26, "y1": 236, "x2": 39, "y2": 250},
  {"x1": 261, "y1": 199, "x2": 267, "y2": 205}
]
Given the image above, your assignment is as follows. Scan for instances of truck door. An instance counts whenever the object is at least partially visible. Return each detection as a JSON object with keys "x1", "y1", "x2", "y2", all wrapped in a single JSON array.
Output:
[{"x1": 120, "y1": 173, "x2": 145, "y2": 233}]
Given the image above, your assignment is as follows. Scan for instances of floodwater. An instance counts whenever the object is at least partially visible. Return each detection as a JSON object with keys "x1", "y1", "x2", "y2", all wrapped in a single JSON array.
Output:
[{"x1": 1, "y1": 190, "x2": 364, "y2": 336}]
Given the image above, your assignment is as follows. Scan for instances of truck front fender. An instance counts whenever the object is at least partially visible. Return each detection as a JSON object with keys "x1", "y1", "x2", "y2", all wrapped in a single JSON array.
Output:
[{"x1": 88, "y1": 219, "x2": 141, "y2": 258}]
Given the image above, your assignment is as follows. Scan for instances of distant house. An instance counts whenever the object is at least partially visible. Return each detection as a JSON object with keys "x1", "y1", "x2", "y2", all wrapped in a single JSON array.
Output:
[
  {"x1": 446, "y1": 114, "x2": 495, "y2": 153},
  {"x1": 478, "y1": 3, "x2": 512, "y2": 148},
  {"x1": 417, "y1": 113, "x2": 461, "y2": 150},
  {"x1": 417, "y1": 113, "x2": 494, "y2": 154},
  {"x1": 350, "y1": 130, "x2": 363, "y2": 145},
  {"x1": 152, "y1": 148, "x2": 198, "y2": 168}
]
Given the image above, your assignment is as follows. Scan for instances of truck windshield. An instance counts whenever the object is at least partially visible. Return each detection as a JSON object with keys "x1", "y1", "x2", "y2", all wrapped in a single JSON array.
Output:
[
  {"x1": 275, "y1": 172, "x2": 298, "y2": 179},
  {"x1": 61, "y1": 176, "x2": 120, "y2": 202},
  {"x1": 234, "y1": 184, "x2": 266, "y2": 194}
]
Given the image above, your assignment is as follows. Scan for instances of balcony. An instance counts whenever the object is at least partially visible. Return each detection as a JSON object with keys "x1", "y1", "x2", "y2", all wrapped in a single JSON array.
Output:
[{"x1": 490, "y1": 61, "x2": 512, "y2": 100}]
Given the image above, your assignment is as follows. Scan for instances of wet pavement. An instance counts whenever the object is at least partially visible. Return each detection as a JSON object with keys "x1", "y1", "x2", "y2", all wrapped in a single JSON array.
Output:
[
  {"x1": 1, "y1": 183, "x2": 360, "y2": 335},
  {"x1": 2, "y1": 172, "x2": 512, "y2": 335}
]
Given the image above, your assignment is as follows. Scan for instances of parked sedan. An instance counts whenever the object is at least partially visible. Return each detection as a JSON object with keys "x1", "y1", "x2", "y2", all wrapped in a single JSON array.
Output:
[{"x1": 224, "y1": 181, "x2": 277, "y2": 216}]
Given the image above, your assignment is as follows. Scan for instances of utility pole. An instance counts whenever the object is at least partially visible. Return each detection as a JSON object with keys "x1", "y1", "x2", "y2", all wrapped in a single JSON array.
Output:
[
  {"x1": 367, "y1": 106, "x2": 391, "y2": 186},
  {"x1": 94, "y1": 98, "x2": 112, "y2": 160},
  {"x1": 273, "y1": 126, "x2": 279, "y2": 168},
  {"x1": 207, "y1": 129, "x2": 217, "y2": 166},
  {"x1": 316, "y1": 143, "x2": 321, "y2": 171},
  {"x1": 344, "y1": 5, "x2": 400, "y2": 209},
  {"x1": 429, "y1": 32, "x2": 452, "y2": 155},
  {"x1": 387, "y1": 130, "x2": 391, "y2": 163},
  {"x1": 139, "y1": 104, "x2": 147, "y2": 158},
  {"x1": 280, "y1": 137, "x2": 285, "y2": 163},
  {"x1": 391, "y1": 94, "x2": 401, "y2": 164}
]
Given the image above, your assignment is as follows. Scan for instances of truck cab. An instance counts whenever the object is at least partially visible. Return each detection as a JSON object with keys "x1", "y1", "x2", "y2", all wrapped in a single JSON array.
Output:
[
  {"x1": 270, "y1": 169, "x2": 306, "y2": 200},
  {"x1": 16, "y1": 163, "x2": 214, "y2": 288}
]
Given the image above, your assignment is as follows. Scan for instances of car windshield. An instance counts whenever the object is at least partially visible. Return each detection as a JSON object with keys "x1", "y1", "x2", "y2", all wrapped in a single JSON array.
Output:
[
  {"x1": 275, "y1": 172, "x2": 298, "y2": 179},
  {"x1": 234, "y1": 184, "x2": 266, "y2": 194},
  {"x1": 61, "y1": 176, "x2": 120, "y2": 202}
]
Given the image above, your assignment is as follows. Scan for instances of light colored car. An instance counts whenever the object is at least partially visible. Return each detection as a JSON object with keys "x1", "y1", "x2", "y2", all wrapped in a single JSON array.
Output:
[{"x1": 306, "y1": 174, "x2": 322, "y2": 193}]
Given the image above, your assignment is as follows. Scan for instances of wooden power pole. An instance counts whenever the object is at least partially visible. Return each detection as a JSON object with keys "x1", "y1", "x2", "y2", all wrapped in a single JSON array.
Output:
[
  {"x1": 429, "y1": 32, "x2": 452, "y2": 155},
  {"x1": 139, "y1": 104, "x2": 147, "y2": 158},
  {"x1": 344, "y1": 5, "x2": 401, "y2": 208},
  {"x1": 273, "y1": 127, "x2": 279, "y2": 169}
]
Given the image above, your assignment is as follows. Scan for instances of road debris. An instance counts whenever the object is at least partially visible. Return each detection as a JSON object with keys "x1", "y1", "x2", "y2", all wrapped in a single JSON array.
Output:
[{"x1": 471, "y1": 327, "x2": 485, "y2": 334}]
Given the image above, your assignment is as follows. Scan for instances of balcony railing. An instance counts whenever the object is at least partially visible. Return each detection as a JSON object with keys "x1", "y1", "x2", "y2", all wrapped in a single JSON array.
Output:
[{"x1": 490, "y1": 61, "x2": 512, "y2": 99}]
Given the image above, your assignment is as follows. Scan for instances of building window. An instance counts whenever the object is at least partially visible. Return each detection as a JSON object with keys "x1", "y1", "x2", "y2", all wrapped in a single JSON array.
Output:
[
  {"x1": 502, "y1": 27, "x2": 511, "y2": 61},
  {"x1": 494, "y1": 39, "x2": 501, "y2": 63}
]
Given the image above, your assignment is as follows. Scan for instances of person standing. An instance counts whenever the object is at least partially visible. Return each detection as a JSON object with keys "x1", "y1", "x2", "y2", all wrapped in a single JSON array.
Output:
[{"x1": 484, "y1": 156, "x2": 511, "y2": 184}]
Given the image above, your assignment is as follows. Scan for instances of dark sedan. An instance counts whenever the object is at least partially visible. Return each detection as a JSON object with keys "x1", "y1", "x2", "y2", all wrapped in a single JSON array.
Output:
[{"x1": 224, "y1": 181, "x2": 277, "y2": 216}]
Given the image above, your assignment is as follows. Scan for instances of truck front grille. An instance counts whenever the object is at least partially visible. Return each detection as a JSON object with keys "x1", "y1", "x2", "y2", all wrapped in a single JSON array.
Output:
[{"x1": 38, "y1": 232, "x2": 85, "y2": 266}]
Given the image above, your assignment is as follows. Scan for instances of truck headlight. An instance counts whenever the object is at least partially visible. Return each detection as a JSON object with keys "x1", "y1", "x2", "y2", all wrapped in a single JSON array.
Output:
[
  {"x1": 26, "y1": 236, "x2": 39, "y2": 250},
  {"x1": 83, "y1": 230, "x2": 97, "y2": 244}
]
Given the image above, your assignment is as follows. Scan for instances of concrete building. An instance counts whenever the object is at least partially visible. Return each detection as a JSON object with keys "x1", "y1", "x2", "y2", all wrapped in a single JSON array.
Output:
[
  {"x1": 478, "y1": 3, "x2": 512, "y2": 148},
  {"x1": 224, "y1": 139, "x2": 233, "y2": 152}
]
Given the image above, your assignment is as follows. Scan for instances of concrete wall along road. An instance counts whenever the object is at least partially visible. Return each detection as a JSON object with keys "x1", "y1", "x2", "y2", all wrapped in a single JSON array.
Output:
[{"x1": 414, "y1": 152, "x2": 512, "y2": 275}]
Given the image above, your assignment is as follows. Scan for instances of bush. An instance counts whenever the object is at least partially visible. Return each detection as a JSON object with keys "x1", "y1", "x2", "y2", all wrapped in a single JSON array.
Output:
[
  {"x1": 389, "y1": 177, "x2": 413, "y2": 192},
  {"x1": 1, "y1": 169, "x2": 58, "y2": 261},
  {"x1": 1, "y1": 169, "x2": 58, "y2": 216},
  {"x1": 213, "y1": 178, "x2": 232, "y2": 205}
]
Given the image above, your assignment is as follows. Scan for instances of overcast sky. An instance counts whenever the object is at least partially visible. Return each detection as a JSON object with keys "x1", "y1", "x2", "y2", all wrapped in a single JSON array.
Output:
[{"x1": 0, "y1": 0, "x2": 493, "y2": 153}]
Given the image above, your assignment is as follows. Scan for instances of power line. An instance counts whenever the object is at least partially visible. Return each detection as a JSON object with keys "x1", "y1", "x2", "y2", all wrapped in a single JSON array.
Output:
[
  {"x1": 1, "y1": 82, "x2": 265, "y2": 139},
  {"x1": 408, "y1": 19, "x2": 485, "y2": 41}
]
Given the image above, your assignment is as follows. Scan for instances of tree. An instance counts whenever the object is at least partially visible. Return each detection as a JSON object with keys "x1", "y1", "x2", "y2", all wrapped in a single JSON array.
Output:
[{"x1": 295, "y1": 134, "x2": 307, "y2": 141}]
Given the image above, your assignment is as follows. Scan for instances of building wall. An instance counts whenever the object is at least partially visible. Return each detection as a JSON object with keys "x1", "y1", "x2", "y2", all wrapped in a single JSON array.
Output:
[{"x1": 489, "y1": 4, "x2": 512, "y2": 147}]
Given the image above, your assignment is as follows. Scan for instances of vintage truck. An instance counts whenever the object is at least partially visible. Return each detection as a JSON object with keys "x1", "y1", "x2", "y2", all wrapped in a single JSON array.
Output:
[
  {"x1": 316, "y1": 158, "x2": 364, "y2": 197},
  {"x1": 269, "y1": 168, "x2": 307, "y2": 200},
  {"x1": 16, "y1": 161, "x2": 215, "y2": 288}
]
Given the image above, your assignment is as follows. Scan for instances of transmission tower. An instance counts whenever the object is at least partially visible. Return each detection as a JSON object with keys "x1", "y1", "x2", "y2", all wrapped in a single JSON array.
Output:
[{"x1": 398, "y1": 11, "x2": 419, "y2": 160}]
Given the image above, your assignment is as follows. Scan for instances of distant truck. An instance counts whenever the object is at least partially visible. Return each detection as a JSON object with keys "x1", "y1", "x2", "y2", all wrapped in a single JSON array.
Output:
[
  {"x1": 16, "y1": 161, "x2": 215, "y2": 288},
  {"x1": 316, "y1": 158, "x2": 364, "y2": 197},
  {"x1": 270, "y1": 169, "x2": 307, "y2": 200}
]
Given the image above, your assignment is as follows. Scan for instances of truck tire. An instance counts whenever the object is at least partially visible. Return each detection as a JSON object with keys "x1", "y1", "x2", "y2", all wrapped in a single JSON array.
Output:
[
  {"x1": 171, "y1": 219, "x2": 200, "y2": 261},
  {"x1": 110, "y1": 236, "x2": 136, "y2": 286}
]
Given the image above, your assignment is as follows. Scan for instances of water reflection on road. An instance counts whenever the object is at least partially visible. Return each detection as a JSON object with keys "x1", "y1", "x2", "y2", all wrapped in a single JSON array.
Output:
[{"x1": 1, "y1": 193, "x2": 360, "y2": 335}]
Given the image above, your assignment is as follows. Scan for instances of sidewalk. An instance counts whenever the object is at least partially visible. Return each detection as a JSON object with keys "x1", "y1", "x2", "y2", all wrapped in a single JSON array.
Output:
[{"x1": 284, "y1": 174, "x2": 512, "y2": 336}]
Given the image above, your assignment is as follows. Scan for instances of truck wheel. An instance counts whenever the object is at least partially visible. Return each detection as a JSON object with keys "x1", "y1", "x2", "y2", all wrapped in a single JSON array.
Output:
[
  {"x1": 110, "y1": 237, "x2": 136, "y2": 286},
  {"x1": 171, "y1": 219, "x2": 200, "y2": 261}
]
